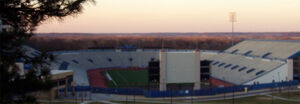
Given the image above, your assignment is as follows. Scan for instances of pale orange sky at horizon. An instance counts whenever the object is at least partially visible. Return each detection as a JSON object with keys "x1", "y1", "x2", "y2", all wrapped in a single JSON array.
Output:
[{"x1": 36, "y1": 0, "x2": 300, "y2": 33}]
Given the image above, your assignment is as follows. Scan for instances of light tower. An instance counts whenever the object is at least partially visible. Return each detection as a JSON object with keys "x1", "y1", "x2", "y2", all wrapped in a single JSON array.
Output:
[{"x1": 229, "y1": 12, "x2": 237, "y2": 46}]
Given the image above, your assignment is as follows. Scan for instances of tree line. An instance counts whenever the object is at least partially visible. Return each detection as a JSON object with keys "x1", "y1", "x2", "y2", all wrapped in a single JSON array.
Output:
[{"x1": 28, "y1": 35, "x2": 300, "y2": 51}]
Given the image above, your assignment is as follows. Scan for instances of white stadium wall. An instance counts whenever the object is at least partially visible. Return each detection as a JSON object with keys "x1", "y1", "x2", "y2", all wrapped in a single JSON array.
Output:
[
  {"x1": 287, "y1": 59, "x2": 293, "y2": 81},
  {"x1": 165, "y1": 52, "x2": 197, "y2": 83},
  {"x1": 159, "y1": 51, "x2": 201, "y2": 91},
  {"x1": 244, "y1": 63, "x2": 288, "y2": 85},
  {"x1": 159, "y1": 50, "x2": 167, "y2": 91}
]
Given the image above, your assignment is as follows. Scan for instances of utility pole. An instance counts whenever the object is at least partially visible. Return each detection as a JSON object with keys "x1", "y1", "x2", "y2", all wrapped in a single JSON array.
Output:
[
  {"x1": 232, "y1": 87, "x2": 235, "y2": 104},
  {"x1": 133, "y1": 82, "x2": 136, "y2": 104},
  {"x1": 223, "y1": 76, "x2": 226, "y2": 100},
  {"x1": 272, "y1": 76, "x2": 274, "y2": 104},
  {"x1": 229, "y1": 12, "x2": 237, "y2": 46},
  {"x1": 170, "y1": 88, "x2": 173, "y2": 104},
  {"x1": 126, "y1": 83, "x2": 128, "y2": 104},
  {"x1": 191, "y1": 90, "x2": 194, "y2": 104}
]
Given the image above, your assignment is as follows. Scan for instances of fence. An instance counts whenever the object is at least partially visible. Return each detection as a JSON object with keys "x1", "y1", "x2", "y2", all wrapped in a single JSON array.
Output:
[
  {"x1": 91, "y1": 87, "x2": 144, "y2": 95},
  {"x1": 59, "y1": 86, "x2": 91, "y2": 92},
  {"x1": 144, "y1": 80, "x2": 299, "y2": 97},
  {"x1": 61, "y1": 80, "x2": 299, "y2": 97}
]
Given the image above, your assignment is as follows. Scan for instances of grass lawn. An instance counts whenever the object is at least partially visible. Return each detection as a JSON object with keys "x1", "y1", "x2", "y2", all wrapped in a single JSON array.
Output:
[
  {"x1": 195, "y1": 95, "x2": 299, "y2": 104},
  {"x1": 272, "y1": 91, "x2": 300, "y2": 100},
  {"x1": 39, "y1": 99, "x2": 92, "y2": 104},
  {"x1": 38, "y1": 91, "x2": 300, "y2": 104},
  {"x1": 39, "y1": 101, "x2": 107, "y2": 104},
  {"x1": 40, "y1": 102, "x2": 91, "y2": 104},
  {"x1": 40, "y1": 102, "x2": 106, "y2": 104},
  {"x1": 103, "y1": 70, "x2": 149, "y2": 88},
  {"x1": 110, "y1": 92, "x2": 300, "y2": 104}
]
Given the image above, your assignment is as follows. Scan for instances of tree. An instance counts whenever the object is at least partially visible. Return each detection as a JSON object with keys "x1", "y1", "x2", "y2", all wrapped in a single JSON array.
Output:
[{"x1": 0, "y1": 0, "x2": 94, "y2": 103}]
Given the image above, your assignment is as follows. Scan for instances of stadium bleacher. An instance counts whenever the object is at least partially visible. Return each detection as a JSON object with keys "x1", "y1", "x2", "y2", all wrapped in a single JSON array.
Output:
[
  {"x1": 208, "y1": 52, "x2": 285, "y2": 85},
  {"x1": 51, "y1": 50, "x2": 160, "y2": 86},
  {"x1": 205, "y1": 39, "x2": 300, "y2": 85},
  {"x1": 225, "y1": 39, "x2": 300, "y2": 59},
  {"x1": 25, "y1": 39, "x2": 299, "y2": 87}
]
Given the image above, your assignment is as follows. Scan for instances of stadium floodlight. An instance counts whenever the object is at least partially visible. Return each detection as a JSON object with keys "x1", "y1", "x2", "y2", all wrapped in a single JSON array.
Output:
[{"x1": 229, "y1": 12, "x2": 237, "y2": 46}]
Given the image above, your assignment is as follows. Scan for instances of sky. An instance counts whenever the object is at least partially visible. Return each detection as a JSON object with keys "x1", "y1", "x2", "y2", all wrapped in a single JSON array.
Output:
[{"x1": 36, "y1": 0, "x2": 300, "y2": 33}]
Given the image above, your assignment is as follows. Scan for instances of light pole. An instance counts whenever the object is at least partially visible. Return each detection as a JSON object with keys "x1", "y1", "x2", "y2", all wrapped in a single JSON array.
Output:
[
  {"x1": 286, "y1": 77, "x2": 290, "y2": 98},
  {"x1": 191, "y1": 89, "x2": 194, "y2": 104},
  {"x1": 170, "y1": 88, "x2": 173, "y2": 104},
  {"x1": 126, "y1": 83, "x2": 128, "y2": 104},
  {"x1": 81, "y1": 83, "x2": 84, "y2": 103},
  {"x1": 278, "y1": 72, "x2": 281, "y2": 93},
  {"x1": 223, "y1": 76, "x2": 226, "y2": 100},
  {"x1": 229, "y1": 12, "x2": 237, "y2": 46},
  {"x1": 272, "y1": 76, "x2": 274, "y2": 104},
  {"x1": 232, "y1": 87, "x2": 235, "y2": 104},
  {"x1": 133, "y1": 82, "x2": 136, "y2": 104}
]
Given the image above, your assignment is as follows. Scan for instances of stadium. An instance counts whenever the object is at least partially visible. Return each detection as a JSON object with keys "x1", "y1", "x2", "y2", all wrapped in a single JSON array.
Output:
[{"x1": 23, "y1": 39, "x2": 300, "y2": 98}]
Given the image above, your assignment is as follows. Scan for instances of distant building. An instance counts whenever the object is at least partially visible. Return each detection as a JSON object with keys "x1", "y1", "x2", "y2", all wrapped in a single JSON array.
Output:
[
  {"x1": 15, "y1": 62, "x2": 75, "y2": 100},
  {"x1": 30, "y1": 70, "x2": 75, "y2": 100},
  {"x1": 17, "y1": 46, "x2": 75, "y2": 100}
]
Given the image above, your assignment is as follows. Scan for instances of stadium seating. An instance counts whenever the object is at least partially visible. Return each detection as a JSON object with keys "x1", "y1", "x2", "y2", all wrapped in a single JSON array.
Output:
[
  {"x1": 26, "y1": 39, "x2": 300, "y2": 87},
  {"x1": 208, "y1": 52, "x2": 284, "y2": 85},
  {"x1": 225, "y1": 39, "x2": 300, "y2": 59},
  {"x1": 51, "y1": 49, "x2": 162, "y2": 86},
  {"x1": 25, "y1": 39, "x2": 300, "y2": 87},
  {"x1": 205, "y1": 40, "x2": 300, "y2": 85}
]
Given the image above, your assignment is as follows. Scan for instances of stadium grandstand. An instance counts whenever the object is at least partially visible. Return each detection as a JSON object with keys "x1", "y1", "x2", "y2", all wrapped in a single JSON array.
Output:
[
  {"x1": 21, "y1": 39, "x2": 300, "y2": 96},
  {"x1": 50, "y1": 48, "x2": 194, "y2": 87},
  {"x1": 206, "y1": 39, "x2": 300, "y2": 86}
]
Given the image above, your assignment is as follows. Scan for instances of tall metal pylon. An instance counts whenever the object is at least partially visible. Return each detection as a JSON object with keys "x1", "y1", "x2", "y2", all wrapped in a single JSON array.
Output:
[{"x1": 229, "y1": 12, "x2": 237, "y2": 46}]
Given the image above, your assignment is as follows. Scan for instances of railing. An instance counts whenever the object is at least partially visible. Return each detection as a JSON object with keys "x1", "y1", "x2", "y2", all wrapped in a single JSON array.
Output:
[
  {"x1": 59, "y1": 86, "x2": 91, "y2": 92},
  {"x1": 144, "y1": 80, "x2": 299, "y2": 97},
  {"x1": 91, "y1": 88, "x2": 144, "y2": 95},
  {"x1": 60, "y1": 80, "x2": 299, "y2": 97}
]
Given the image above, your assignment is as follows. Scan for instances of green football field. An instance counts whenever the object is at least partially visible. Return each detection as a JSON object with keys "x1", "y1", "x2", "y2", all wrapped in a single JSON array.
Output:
[{"x1": 102, "y1": 70, "x2": 149, "y2": 88}]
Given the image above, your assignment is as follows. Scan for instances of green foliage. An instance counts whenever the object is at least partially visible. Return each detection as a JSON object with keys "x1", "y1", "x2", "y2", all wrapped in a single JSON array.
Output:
[
  {"x1": 0, "y1": 0, "x2": 94, "y2": 103},
  {"x1": 0, "y1": 30, "x2": 55, "y2": 104}
]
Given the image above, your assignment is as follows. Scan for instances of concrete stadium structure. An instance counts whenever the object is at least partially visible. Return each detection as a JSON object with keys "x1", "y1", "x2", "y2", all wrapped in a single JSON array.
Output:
[
  {"x1": 49, "y1": 49, "x2": 196, "y2": 86},
  {"x1": 158, "y1": 39, "x2": 300, "y2": 90},
  {"x1": 24, "y1": 39, "x2": 300, "y2": 92},
  {"x1": 17, "y1": 46, "x2": 76, "y2": 100},
  {"x1": 205, "y1": 40, "x2": 300, "y2": 86}
]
